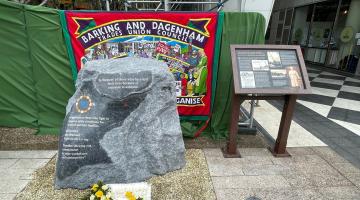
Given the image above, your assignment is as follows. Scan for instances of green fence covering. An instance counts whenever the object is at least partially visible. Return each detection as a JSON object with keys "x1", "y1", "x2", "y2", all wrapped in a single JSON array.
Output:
[
  {"x1": 25, "y1": 6, "x2": 75, "y2": 134},
  {"x1": 0, "y1": 1, "x2": 38, "y2": 128},
  {"x1": 210, "y1": 12, "x2": 265, "y2": 139},
  {"x1": 0, "y1": 0, "x2": 265, "y2": 138},
  {"x1": 0, "y1": 1, "x2": 74, "y2": 134}
]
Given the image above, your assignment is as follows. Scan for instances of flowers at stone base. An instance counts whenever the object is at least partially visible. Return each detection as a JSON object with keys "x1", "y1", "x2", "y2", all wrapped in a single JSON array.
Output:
[
  {"x1": 106, "y1": 192, "x2": 112, "y2": 198},
  {"x1": 95, "y1": 190, "x2": 104, "y2": 198},
  {"x1": 101, "y1": 185, "x2": 109, "y2": 191},
  {"x1": 125, "y1": 191, "x2": 136, "y2": 200},
  {"x1": 125, "y1": 191, "x2": 144, "y2": 200},
  {"x1": 82, "y1": 181, "x2": 113, "y2": 200},
  {"x1": 92, "y1": 184, "x2": 99, "y2": 192}
]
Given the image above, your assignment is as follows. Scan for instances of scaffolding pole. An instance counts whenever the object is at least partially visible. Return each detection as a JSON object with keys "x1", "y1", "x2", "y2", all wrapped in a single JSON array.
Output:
[
  {"x1": 124, "y1": 0, "x2": 229, "y2": 12},
  {"x1": 164, "y1": 0, "x2": 170, "y2": 11},
  {"x1": 167, "y1": 1, "x2": 219, "y2": 4},
  {"x1": 127, "y1": 0, "x2": 161, "y2": 3},
  {"x1": 106, "y1": 0, "x2": 110, "y2": 11}
]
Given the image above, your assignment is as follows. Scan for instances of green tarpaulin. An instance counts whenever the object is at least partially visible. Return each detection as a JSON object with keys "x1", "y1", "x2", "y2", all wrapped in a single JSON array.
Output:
[
  {"x1": 0, "y1": 1, "x2": 74, "y2": 134},
  {"x1": 210, "y1": 12, "x2": 265, "y2": 139},
  {"x1": 0, "y1": 0, "x2": 265, "y2": 138}
]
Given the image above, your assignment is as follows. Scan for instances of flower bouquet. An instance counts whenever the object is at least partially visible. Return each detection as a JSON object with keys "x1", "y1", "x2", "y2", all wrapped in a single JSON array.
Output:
[{"x1": 82, "y1": 181, "x2": 113, "y2": 200}]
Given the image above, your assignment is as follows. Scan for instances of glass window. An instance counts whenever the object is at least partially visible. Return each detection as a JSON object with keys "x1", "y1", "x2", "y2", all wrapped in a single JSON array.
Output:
[
  {"x1": 279, "y1": 10, "x2": 285, "y2": 21},
  {"x1": 276, "y1": 23, "x2": 283, "y2": 39},
  {"x1": 331, "y1": 0, "x2": 359, "y2": 73},
  {"x1": 282, "y1": 29, "x2": 290, "y2": 44},
  {"x1": 290, "y1": 5, "x2": 312, "y2": 46},
  {"x1": 308, "y1": 0, "x2": 338, "y2": 48},
  {"x1": 285, "y1": 9, "x2": 293, "y2": 26}
]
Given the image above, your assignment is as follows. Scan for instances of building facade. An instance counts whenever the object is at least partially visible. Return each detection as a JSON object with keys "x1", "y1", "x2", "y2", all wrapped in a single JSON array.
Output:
[{"x1": 267, "y1": 0, "x2": 360, "y2": 75}]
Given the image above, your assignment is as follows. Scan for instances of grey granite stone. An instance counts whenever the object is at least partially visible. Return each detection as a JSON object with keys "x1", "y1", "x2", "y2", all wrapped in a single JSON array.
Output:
[{"x1": 55, "y1": 58, "x2": 185, "y2": 189}]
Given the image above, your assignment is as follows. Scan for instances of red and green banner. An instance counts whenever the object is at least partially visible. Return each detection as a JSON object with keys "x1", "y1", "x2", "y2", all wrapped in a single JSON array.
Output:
[{"x1": 61, "y1": 11, "x2": 219, "y2": 119}]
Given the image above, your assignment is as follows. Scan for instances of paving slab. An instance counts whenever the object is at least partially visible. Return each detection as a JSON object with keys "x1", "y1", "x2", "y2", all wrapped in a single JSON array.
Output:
[
  {"x1": 0, "y1": 158, "x2": 18, "y2": 168},
  {"x1": 206, "y1": 147, "x2": 360, "y2": 199},
  {"x1": 304, "y1": 171, "x2": 354, "y2": 187},
  {"x1": 212, "y1": 175, "x2": 291, "y2": 189},
  {"x1": 203, "y1": 148, "x2": 224, "y2": 158},
  {"x1": 330, "y1": 162, "x2": 360, "y2": 174},
  {"x1": 286, "y1": 147, "x2": 316, "y2": 155},
  {"x1": 0, "y1": 179, "x2": 29, "y2": 194},
  {"x1": 241, "y1": 164, "x2": 292, "y2": 175},
  {"x1": 2, "y1": 193, "x2": 17, "y2": 200},
  {"x1": 343, "y1": 173, "x2": 360, "y2": 188},
  {"x1": 271, "y1": 154, "x2": 327, "y2": 166},
  {"x1": 12, "y1": 159, "x2": 49, "y2": 169},
  {"x1": 214, "y1": 188, "x2": 254, "y2": 200},
  {"x1": 0, "y1": 168, "x2": 36, "y2": 180},
  {"x1": 291, "y1": 162, "x2": 340, "y2": 175},
  {"x1": 206, "y1": 154, "x2": 274, "y2": 166},
  {"x1": 312, "y1": 146, "x2": 351, "y2": 163},
  {"x1": 0, "y1": 151, "x2": 57, "y2": 159},
  {"x1": 238, "y1": 148, "x2": 273, "y2": 157},
  {"x1": 207, "y1": 161, "x2": 245, "y2": 176},
  {"x1": 254, "y1": 188, "x2": 323, "y2": 200},
  {"x1": 216, "y1": 188, "x2": 325, "y2": 200},
  {"x1": 0, "y1": 150, "x2": 55, "y2": 199},
  {"x1": 204, "y1": 148, "x2": 273, "y2": 158},
  {"x1": 318, "y1": 186, "x2": 360, "y2": 200}
]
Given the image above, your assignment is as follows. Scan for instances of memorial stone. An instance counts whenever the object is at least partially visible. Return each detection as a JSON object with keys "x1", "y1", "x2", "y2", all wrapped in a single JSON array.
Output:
[{"x1": 55, "y1": 57, "x2": 186, "y2": 189}]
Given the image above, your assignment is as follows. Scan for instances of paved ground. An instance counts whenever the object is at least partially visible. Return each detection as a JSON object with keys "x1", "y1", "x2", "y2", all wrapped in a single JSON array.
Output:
[
  {"x1": 244, "y1": 65, "x2": 360, "y2": 169},
  {"x1": 205, "y1": 147, "x2": 360, "y2": 200},
  {"x1": 0, "y1": 150, "x2": 57, "y2": 199},
  {"x1": 2, "y1": 65, "x2": 360, "y2": 199},
  {"x1": 2, "y1": 147, "x2": 360, "y2": 199}
]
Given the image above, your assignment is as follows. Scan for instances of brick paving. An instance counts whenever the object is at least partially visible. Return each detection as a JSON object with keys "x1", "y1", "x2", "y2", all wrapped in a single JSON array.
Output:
[
  {"x1": 204, "y1": 147, "x2": 360, "y2": 200},
  {"x1": 0, "y1": 150, "x2": 56, "y2": 199}
]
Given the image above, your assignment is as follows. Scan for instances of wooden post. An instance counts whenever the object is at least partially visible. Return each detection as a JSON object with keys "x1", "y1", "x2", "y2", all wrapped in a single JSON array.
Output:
[
  {"x1": 222, "y1": 91, "x2": 241, "y2": 158},
  {"x1": 270, "y1": 95, "x2": 297, "y2": 157}
]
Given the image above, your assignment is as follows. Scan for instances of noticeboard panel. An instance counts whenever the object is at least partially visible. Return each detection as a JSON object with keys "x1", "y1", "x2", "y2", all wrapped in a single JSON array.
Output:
[{"x1": 230, "y1": 45, "x2": 312, "y2": 95}]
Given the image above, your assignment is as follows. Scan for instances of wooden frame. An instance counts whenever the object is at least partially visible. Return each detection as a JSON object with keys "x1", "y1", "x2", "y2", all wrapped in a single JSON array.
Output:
[
  {"x1": 230, "y1": 45, "x2": 312, "y2": 95},
  {"x1": 223, "y1": 45, "x2": 312, "y2": 158}
]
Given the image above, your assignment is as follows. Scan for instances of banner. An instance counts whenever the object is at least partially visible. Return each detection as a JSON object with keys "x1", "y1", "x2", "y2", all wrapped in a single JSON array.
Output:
[{"x1": 62, "y1": 12, "x2": 218, "y2": 119}]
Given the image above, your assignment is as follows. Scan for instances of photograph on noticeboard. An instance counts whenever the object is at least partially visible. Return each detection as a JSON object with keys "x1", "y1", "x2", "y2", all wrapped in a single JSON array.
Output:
[
  {"x1": 286, "y1": 66, "x2": 303, "y2": 88},
  {"x1": 267, "y1": 51, "x2": 282, "y2": 68},
  {"x1": 270, "y1": 69, "x2": 287, "y2": 79},
  {"x1": 239, "y1": 71, "x2": 256, "y2": 88}
]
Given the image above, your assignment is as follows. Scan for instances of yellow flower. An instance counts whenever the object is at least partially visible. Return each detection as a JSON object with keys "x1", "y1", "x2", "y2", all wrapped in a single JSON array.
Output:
[
  {"x1": 95, "y1": 190, "x2": 104, "y2": 198},
  {"x1": 91, "y1": 184, "x2": 99, "y2": 192},
  {"x1": 125, "y1": 191, "x2": 136, "y2": 200}
]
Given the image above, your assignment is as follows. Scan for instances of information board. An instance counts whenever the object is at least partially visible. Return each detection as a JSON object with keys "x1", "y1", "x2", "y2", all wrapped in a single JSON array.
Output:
[{"x1": 230, "y1": 45, "x2": 311, "y2": 94}]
